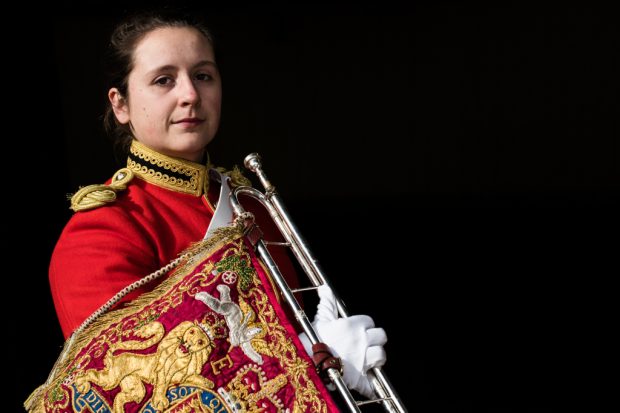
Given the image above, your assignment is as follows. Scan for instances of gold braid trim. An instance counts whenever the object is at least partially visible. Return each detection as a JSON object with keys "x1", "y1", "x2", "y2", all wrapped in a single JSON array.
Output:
[
  {"x1": 24, "y1": 224, "x2": 245, "y2": 413},
  {"x1": 69, "y1": 168, "x2": 134, "y2": 212},
  {"x1": 127, "y1": 140, "x2": 251, "y2": 195},
  {"x1": 68, "y1": 140, "x2": 251, "y2": 212},
  {"x1": 127, "y1": 140, "x2": 208, "y2": 196}
]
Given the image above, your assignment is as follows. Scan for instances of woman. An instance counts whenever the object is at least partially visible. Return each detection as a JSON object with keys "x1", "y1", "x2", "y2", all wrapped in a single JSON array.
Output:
[
  {"x1": 48, "y1": 10, "x2": 385, "y2": 409},
  {"x1": 51, "y1": 13, "x2": 234, "y2": 338}
]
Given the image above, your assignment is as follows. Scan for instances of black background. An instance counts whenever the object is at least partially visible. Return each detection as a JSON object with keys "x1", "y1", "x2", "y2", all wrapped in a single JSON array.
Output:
[{"x1": 13, "y1": 1, "x2": 618, "y2": 412}]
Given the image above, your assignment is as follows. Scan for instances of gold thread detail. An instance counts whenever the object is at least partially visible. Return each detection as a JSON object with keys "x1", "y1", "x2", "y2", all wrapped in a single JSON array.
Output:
[
  {"x1": 238, "y1": 285, "x2": 328, "y2": 412},
  {"x1": 257, "y1": 259, "x2": 282, "y2": 305},
  {"x1": 69, "y1": 168, "x2": 134, "y2": 212},
  {"x1": 24, "y1": 225, "x2": 245, "y2": 413},
  {"x1": 215, "y1": 165, "x2": 252, "y2": 188},
  {"x1": 127, "y1": 140, "x2": 208, "y2": 196}
]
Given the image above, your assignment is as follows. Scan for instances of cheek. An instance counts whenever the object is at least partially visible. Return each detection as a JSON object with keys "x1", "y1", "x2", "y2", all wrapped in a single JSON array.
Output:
[
  {"x1": 205, "y1": 87, "x2": 222, "y2": 111},
  {"x1": 136, "y1": 108, "x2": 156, "y2": 133},
  {"x1": 128, "y1": 88, "x2": 170, "y2": 126},
  {"x1": 142, "y1": 106, "x2": 155, "y2": 123},
  {"x1": 207, "y1": 96, "x2": 222, "y2": 118},
  {"x1": 134, "y1": 104, "x2": 168, "y2": 133}
]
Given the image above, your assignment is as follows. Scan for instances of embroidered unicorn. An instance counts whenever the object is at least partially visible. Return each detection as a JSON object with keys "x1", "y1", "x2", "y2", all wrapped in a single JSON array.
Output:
[{"x1": 196, "y1": 285, "x2": 264, "y2": 364}]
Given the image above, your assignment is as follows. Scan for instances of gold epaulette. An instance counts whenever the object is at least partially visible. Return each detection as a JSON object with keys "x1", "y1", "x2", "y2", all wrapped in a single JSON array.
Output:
[
  {"x1": 69, "y1": 168, "x2": 134, "y2": 212},
  {"x1": 214, "y1": 165, "x2": 252, "y2": 188}
]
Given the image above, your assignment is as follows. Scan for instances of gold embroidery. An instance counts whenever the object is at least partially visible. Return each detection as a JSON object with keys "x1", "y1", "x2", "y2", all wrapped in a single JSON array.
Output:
[
  {"x1": 127, "y1": 140, "x2": 208, "y2": 196},
  {"x1": 210, "y1": 354, "x2": 233, "y2": 375},
  {"x1": 189, "y1": 239, "x2": 326, "y2": 411},
  {"x1": 238, "y1": 297, "x2": 272, "y2": 358},
  {"x1": 66, "y1": 141, "x2": 251, "y2": 213},
  {"x1": 223, "y1": 366, "x2": 287, "y2": 412},
  {"x1": 166, "y1": 388, "x2": 229, "y2": 413},
  {"x1": 74, "y1": 321, "x2": 215, "y2": 413},
  {"x1": 239, "y1": 286, "x2": 328, "y2": 413},
  {"x1": 27, "y1": 226, "x2": 243, "y2": 413},
  {"x1": 214, "y1": 165, "x2": 252, "y2": 188},
  {"x1": 257, "y1": 259, "x2": 282, "y2": 305},
  {"x1": 27, "y1": 228, "x2": 327, "y2": 413}
]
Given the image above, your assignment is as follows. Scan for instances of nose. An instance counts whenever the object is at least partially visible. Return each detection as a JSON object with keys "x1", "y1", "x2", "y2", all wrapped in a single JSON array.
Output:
[{"x1": 178, "y1": 76, "x2": 201, "y2": 107}]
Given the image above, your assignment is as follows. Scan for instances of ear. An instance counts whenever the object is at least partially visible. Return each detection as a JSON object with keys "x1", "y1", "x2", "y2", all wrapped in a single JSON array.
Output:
[{"x1": 108, "y1": 88, "x2": 130, "y2": 124}]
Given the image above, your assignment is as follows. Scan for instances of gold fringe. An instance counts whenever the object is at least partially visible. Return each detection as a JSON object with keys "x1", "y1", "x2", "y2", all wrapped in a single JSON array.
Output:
[
  {"x1": 24, "y1": 224, "x2": 244, "y2": 412},
  {"x1": 70, "y1": 168, "x2": 134, "y2": 212},
  {"x1": 23, "y1": 386, "x2": 45, "y2": 412}
]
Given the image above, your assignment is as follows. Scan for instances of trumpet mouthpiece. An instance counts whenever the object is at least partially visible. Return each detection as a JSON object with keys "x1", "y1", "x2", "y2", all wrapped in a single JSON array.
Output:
[{"x1": 244, "y1": 153, "x2": 262, "y2": 172}]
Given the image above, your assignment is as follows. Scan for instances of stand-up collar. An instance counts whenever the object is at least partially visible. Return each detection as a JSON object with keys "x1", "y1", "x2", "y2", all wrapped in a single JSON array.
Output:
[{"x1": 126, "y1": 140, "x2": 209, "y2": 196}]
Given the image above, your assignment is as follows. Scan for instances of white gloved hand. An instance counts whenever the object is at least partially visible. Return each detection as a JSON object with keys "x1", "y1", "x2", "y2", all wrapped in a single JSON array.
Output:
[{"x1": 299, "y1": 285, "x2": 387, "y2": 399}]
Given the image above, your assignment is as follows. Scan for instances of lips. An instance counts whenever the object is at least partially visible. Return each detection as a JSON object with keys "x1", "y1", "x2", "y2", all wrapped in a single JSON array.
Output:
[{"x1": 173, "y1": 117, "x2": 204, "y2": 125}]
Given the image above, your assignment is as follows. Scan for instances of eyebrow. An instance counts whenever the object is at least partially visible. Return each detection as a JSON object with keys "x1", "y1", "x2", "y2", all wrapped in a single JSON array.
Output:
[{"x1": 146, "y1": 60, "x2": 218, "y2": 76}]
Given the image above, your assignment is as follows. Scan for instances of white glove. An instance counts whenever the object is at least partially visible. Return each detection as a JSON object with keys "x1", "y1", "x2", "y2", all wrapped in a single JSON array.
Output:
[{"x1": 299, "y1": 285, "x2": 387, "y2": 399}]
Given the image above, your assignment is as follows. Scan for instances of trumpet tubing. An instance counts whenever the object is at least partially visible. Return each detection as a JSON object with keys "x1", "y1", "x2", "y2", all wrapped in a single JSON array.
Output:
[{"x1": 228, "y1": 153, "x2": 408, "y2": 413}]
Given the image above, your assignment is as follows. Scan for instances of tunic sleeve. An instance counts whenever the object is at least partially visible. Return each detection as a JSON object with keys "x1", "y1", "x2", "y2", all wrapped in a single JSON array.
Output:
[{"x1": 49, "y1": 206, "x2": 157, "y2": 338}]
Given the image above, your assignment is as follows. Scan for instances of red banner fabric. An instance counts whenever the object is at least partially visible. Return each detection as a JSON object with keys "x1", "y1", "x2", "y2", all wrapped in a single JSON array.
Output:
[{"x1": 29, "y1": 228, "x2": 339, "y2": 413}]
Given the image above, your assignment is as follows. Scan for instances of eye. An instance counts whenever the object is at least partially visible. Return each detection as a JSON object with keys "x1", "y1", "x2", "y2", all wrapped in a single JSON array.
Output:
[
  {"x1": 195, "y1": 73, "x2": 213, "y2": 82},
  {"x1": 154, "y1": 76, "x2": 173, "y2": 86}
]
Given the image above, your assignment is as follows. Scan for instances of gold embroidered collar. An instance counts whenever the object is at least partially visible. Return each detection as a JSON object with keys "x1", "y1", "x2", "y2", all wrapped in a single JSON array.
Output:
[{"x1": 126, "y1": 140, "x2": 209, "y2": 196}]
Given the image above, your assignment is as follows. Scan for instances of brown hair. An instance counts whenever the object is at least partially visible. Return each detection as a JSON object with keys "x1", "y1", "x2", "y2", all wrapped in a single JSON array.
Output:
[{"x1": 103, "y1": 10, "x2": 214, "y2": 160}]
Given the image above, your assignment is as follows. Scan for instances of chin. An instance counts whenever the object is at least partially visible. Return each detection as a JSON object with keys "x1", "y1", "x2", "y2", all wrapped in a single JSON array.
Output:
[{"x1": 172, "y1": 140, "x2": 213, "y2": 162}]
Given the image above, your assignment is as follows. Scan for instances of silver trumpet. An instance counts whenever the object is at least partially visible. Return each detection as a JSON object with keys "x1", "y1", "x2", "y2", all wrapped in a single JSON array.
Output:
[{"x1": 228, "y1": 153, "x2": 408, "y2": 413}]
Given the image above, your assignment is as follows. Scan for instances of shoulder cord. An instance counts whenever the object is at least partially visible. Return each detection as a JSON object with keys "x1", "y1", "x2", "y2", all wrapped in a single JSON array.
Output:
[{"x1": 70, "y1": 168, "x2": 134, "y2": 212}]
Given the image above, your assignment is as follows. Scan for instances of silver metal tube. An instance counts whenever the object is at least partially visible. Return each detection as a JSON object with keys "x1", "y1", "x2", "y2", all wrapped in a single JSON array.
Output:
[
  {"x1": 231, "y1": 153, "x2": 408, "y2": 413},
  {"x1": 229, "y1": 194, "x2": 361, "y2": 412}
]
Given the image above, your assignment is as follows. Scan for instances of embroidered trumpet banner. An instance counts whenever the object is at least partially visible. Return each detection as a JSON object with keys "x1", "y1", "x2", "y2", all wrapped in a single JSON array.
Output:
[{"x1": 27, "y1": 227, "x2": 338, "y2": 413}]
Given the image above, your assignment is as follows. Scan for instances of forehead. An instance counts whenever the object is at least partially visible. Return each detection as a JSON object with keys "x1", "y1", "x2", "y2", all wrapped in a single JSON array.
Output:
[{"x1": 132, "y1": 26, "x2": 215, "y2": 70}]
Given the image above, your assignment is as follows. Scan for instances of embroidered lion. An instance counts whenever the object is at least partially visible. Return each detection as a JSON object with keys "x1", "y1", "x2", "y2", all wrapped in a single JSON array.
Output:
[{"x1": 74, "y1": 320, "x2": 214, "y2": 413}]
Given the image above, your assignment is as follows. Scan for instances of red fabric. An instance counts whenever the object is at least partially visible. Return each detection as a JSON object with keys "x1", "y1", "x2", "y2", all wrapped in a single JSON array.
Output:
[
  {"x1": 44, "y1": 233, "x2": 338, "y2": 412},
  {"x1": 50, "y1": 176, "x2": 299, "y2": 338}
]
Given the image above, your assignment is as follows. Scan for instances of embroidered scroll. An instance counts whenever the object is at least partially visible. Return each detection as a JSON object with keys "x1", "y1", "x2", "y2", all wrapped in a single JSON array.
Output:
[{"x1": 26, "y1": 226, "x2": 338, "y2": 413}]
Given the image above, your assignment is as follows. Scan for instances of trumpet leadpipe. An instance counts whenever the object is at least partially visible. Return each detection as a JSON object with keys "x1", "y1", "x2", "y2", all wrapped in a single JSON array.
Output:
[{"x1": 229, "y1": 153, "x2": 408, "y2": 413}]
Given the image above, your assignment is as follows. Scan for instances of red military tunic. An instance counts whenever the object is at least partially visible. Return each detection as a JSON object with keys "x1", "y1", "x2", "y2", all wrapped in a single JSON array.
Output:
[{"x1": 50, "y1": 141, "x2": 298, "y2": 338}]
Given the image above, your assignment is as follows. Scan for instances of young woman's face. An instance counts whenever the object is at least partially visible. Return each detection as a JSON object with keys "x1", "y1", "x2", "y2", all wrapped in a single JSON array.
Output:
[{"x1": 109, "y1": 27, "x2": 222, "y2": 162}]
